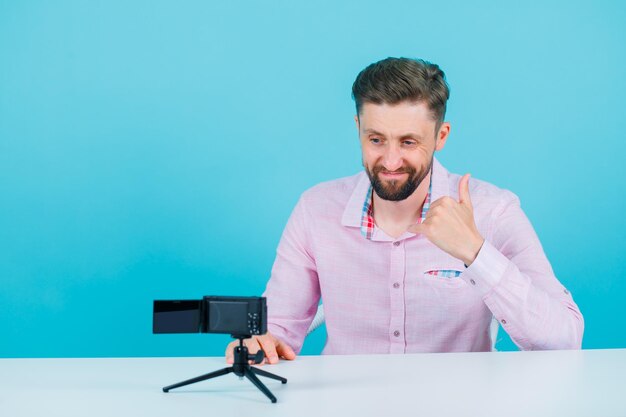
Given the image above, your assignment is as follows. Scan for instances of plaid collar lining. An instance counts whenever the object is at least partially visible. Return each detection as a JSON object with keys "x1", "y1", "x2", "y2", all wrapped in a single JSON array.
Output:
[{"x1": 360, "y1": 177, "x2": 432, "y2": 240}]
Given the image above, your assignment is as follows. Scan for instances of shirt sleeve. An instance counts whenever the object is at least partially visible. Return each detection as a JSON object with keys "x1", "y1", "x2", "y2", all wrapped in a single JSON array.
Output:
[
  {"x1": 262, "y1": 195, "x2": 321, "y2": 354},
  {"x1": 461, "y1": 193, "x2": 584, "y2": 350}
]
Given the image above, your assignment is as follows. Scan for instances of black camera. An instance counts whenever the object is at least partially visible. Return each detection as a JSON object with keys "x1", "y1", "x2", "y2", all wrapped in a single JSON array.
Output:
[
  {"x1": 153, "y1": 296, "x2": 267, "y2": 337},
  {"x1": 153, "y1": 295, "x2": 286, "y2": 403}
]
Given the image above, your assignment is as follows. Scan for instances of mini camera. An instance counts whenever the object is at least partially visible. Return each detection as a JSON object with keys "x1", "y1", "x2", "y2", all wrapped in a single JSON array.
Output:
[{"x1": 153, "y1": 296, "x2": 267, "y2": 337}]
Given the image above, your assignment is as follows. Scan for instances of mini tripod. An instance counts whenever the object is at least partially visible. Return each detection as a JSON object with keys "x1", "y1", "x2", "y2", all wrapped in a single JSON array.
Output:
[{"x1": 162, "y1": 336, "x2": 287, "y2": 403}]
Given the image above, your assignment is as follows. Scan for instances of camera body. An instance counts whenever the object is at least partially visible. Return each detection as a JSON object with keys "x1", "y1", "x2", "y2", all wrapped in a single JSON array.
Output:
[{"x1": 153, "y1": 296, "x2": 267, "y2": 337}]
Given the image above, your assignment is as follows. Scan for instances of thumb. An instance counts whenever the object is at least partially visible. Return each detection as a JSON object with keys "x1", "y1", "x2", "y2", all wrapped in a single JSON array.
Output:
[{"x1": 458, "y1": 173, "x2": 472, "y2": 207}]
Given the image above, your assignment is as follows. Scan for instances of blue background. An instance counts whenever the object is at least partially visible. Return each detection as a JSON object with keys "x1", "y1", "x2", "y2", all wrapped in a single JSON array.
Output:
[{"x1": 1, "y1": 0, "x2": 624, "y2": 358}]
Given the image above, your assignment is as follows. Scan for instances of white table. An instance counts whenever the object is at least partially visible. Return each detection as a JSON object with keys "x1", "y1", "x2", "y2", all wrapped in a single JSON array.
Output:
[{"x1": 1, "y1": 349, "x2": 624, "y2": 417}]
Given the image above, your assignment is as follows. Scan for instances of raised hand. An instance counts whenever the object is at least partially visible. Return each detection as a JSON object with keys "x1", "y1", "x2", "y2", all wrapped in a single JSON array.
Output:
[{"x1": 407, "y1": 173, "x2": 484, "y2": 266}]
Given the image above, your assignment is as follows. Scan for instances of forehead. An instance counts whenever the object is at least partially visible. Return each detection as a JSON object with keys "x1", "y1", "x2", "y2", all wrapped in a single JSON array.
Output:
[{"x1": 359, "y1": 101, "x2": 437, "y2": 137}]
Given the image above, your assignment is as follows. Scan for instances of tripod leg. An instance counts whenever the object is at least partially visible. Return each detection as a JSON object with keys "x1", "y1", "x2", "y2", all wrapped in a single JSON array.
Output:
[
  {"x1": 250, "y1": 366, "x2": 288, "y2": 384},
  {"x1": 244, "y1": 369, "x2": 278, "y2": 403},
  {"x1": 163, "y1": 367, "x2": 233, "y2": 392}
]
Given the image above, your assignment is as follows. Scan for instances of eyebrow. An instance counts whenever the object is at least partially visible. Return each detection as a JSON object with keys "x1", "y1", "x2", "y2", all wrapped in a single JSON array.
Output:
[{"x1": 363, "y1": 128, "x2": 424, "y2": 141}]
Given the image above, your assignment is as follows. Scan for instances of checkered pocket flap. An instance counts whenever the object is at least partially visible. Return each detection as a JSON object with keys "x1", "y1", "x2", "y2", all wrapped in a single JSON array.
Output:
[{"x1": 424, "y1": 269, "x2": 463, "y2": 278}]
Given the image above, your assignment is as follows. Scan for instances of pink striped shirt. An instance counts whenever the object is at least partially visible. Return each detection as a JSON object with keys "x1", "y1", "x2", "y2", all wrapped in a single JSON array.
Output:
[{"x1": 264, "y1": 158, "x2": 584, "y2": 354}]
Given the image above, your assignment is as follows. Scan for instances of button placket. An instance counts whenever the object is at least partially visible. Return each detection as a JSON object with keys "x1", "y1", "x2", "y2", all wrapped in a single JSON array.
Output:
[{"x1": 389, "y1": 239, "x2": 406, "y2": 353}]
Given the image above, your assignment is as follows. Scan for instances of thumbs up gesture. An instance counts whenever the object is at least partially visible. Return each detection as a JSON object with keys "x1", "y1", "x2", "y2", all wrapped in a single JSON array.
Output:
[{"x1": 407, "y1": 174, "x2": 485, "y2": 266}]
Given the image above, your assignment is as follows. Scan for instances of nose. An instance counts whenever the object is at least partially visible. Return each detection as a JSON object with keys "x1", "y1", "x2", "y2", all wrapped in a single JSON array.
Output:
[{"x1": 382, "y1": 143, "x2": 403, "y2": 171}]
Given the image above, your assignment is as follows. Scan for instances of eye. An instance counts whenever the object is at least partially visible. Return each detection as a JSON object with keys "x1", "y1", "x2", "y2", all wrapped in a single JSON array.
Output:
[
  {"x1": 370, "y1": 137, "x2": 382, "y2": 144},
  {"x1": 402, "y1": 140, "x2": 417, "y2": 146}
]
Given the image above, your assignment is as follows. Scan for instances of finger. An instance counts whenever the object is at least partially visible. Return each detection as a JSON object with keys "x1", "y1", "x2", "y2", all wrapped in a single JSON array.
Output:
[
  {"x1": 257, "y1": 336, "x2": 279, "y2": 364},
  {"x1": 458, "y1": 174, "x2": 472, "y2": 207},
  {"x1": 407, "y1": 222, "x2": 425, "y2": 235},
  {"x1": 275, "y1": 339, "x2": 296, "y2": 361},
  {"x1": 225, "y1": 341, "x2": 237, "y2": 364},
  {"x1": 244, "y1": 338, "x2": 263, "y2": 364},
  {"x1": 429, "y1": 196, "x2": 452, "y2": 208}
]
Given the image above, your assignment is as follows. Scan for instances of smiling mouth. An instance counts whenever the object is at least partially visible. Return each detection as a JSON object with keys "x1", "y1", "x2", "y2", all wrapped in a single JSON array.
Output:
[{"x1": 379, "y1": 171, "x2": 408, "y2": 177}]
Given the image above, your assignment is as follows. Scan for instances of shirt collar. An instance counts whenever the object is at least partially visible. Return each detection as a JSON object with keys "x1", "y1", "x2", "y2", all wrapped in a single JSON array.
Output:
[{"x1": 341, "y1": 157, "x2": 451, "y2": 239}]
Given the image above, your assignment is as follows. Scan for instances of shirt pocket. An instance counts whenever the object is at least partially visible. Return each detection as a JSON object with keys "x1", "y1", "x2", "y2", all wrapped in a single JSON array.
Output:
[
  {"x1": 425, "y1": 269, "x2": 462, "y2": 278},
  {"x1": 422, "y1": 264, "x2": 466, "y2": 288}
]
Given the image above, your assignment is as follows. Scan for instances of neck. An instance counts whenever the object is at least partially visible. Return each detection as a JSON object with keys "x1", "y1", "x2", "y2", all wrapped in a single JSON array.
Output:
[{"x1": 372, "y1": 171, "x2": 431, "y2": 237}]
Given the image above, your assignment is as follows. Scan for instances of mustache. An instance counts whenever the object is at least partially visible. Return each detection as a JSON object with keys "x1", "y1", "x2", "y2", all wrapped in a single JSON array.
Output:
[{"x1": 372, "y1": 166, "x2": 415, "y2": 175}]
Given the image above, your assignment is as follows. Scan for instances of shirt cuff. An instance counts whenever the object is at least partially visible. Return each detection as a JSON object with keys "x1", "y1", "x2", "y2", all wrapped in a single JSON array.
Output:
[{"x1": 461, "y1": 240, "x2": 510, "y2": 297}]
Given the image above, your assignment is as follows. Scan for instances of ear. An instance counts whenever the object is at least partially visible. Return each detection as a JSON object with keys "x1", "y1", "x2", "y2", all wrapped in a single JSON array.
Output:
[
  {"x1": 354, "y1": 115, "x2": 363, "y2": 145},
  {"x1": 434, "y1": 122, "x2": 451, "y2": 151}
]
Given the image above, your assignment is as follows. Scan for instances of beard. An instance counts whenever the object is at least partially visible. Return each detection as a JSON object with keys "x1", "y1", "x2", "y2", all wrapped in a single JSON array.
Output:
[{"x1": 365, "y1": 157, "x2": 433, "y2": 201}]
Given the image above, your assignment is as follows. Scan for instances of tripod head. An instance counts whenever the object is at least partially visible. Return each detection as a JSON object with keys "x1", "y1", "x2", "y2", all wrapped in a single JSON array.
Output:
[{"x1": 230, "y1": 335, "x2": 265, "y2": 372}]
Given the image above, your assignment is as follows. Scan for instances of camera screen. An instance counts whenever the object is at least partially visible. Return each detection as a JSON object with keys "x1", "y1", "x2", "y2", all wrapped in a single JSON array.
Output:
[
  {"x1": 207, "y1": 300, "x2": 249, "y2": 334},
  {"x1": 153, "y1": 300, "x2": 201, "y2": 333}
]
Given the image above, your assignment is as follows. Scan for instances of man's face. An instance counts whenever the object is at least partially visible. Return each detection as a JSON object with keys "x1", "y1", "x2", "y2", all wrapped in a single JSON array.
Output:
[{"x1": 356, "y1": 101, "x2": 450, "y2": 201}]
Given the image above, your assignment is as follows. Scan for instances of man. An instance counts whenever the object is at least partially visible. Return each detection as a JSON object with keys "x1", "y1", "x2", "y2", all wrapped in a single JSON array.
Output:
[{"x1": 226, "y1": 57, "x2": 584, "y2": 365}]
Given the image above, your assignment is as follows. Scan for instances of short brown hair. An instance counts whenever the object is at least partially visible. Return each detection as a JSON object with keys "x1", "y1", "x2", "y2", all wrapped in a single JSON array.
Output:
[{"x1": 352, "y1": 57, "x2": 450, "y2": 126}]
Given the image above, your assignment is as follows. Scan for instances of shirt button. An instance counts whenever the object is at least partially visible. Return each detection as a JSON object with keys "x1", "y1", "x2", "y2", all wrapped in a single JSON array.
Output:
[
  {"x1": 470, "y1": 279, "x2": 476, "y2": 285},
  {"x1": 393, "y1": 330, "x2": 400, "y2": 337},
  {"x1": 393, "y1": 241, "x2": 401, "y2": 246},
  {"x1": 393, "y1": 282, "x2": 400, "y2": 289},
  {"x1": 564, "y1": 289, "x2": 569, "y2": 295},
  {"x1": 501, "y1": 319, "x2": 507, "y2": 324}
]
